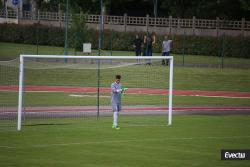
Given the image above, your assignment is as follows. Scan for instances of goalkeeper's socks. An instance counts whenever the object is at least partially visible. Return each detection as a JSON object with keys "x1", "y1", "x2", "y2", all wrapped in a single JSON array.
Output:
[{"x1": 113, "y1": 111, "x2": 118, "y2": 125}]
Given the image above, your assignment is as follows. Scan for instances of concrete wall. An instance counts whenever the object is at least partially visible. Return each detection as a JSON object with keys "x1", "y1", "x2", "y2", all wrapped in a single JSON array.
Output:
[
  {"x1": 88, "y1": 23, "x2": 247, "y2": 37},
  {"x1": 0, "y1": 17, "x2": 18, "y2": 23},
  {"x1": 10, "y1": 19, "x2": 250, "y2": 37}
]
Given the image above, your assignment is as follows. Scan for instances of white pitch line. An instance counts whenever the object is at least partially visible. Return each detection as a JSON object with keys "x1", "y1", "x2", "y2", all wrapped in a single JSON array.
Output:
[
  {"x1": 0, "y1": 90, "x2": 58, "y2": 93},
  {"x1": 177, "y1": 95, "x2": 250, "y2": 99},
  {"x1": 69, "y1": 94, "x2": 110, "y2": 98},
  {"x1": 1, "y1": 135, "x2": 250, "y2": 149},
  {"x1": 0, "y1": 145, "x2": 16, "y2": 149}
]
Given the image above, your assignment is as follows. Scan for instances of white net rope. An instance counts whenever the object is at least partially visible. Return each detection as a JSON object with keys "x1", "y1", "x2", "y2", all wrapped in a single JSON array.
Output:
[{"x1": 0, "y1": 57, "x2": 162, "y2": 70}]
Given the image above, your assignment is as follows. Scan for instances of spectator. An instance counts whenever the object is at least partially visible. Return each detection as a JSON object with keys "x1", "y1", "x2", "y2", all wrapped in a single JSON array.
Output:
[
  {"x1": 133, "y1": 34, "x2": 142, "y2": 56},
  {"x1": 162, "y1": 35, "x2": 172, "y2": 65},
  {"x1": 143, "y1": 33, "x2": 156, "y2": 65}
]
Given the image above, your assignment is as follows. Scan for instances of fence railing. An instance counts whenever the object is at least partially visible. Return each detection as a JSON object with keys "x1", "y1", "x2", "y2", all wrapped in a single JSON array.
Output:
[{"x1": 0, "y1": 9, "x2": 249, "y2": 30}]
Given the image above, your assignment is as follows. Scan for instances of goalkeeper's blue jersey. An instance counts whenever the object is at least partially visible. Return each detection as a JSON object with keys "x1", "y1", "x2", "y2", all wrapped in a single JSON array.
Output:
[{"x1": 111, "y1": 82, "x2": 122, "y2": 104}]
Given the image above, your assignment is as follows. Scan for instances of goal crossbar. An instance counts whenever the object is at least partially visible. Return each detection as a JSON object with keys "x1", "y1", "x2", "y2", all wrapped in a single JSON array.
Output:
[
  {"x1": 17, "y1": 55, "x2": 174, "y2": 131},
  {"x1": 20, "y1": 55, "x2": 173, "y2": 60}
]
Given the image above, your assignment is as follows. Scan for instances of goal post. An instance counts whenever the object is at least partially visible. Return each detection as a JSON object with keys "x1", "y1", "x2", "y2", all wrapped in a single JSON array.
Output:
[{"x1": 17, "y1": 55, "x2": 174, "y2": 131}]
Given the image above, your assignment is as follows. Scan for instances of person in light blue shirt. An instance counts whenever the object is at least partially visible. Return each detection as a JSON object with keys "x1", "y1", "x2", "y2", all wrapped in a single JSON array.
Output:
[
  {"x1": 111, "y1": 74, "x2": 124, "y2": 129},
  {"x1": 162, "y1": 35, "x2": 172, "y2": 65}
]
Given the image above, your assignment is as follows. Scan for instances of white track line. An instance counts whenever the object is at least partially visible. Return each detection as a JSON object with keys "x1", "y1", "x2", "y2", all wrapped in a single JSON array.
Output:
[
  {"x1": 178, "y1": 95, "x2": 250, "y2": 99},
  {"x1": 69, "y1": 94, "x2": 110, "y2": 98},
  {"x1": 0, "y1": 145, "x2": 16, "y2": 149}
]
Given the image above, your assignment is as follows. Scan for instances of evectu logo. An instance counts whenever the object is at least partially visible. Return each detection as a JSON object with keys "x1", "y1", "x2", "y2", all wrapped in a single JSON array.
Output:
[{"x1": 221, "y1": 150, "x2": 250, "y2": 160}]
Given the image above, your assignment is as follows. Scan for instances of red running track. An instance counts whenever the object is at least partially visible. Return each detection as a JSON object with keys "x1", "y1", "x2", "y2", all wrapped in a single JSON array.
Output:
[
  {"x1": 1, "y1": 85, "x2": 250, "y2": 98},
  {"x1": 2, "y1": 106, "x2": 250, "y2": 113}
]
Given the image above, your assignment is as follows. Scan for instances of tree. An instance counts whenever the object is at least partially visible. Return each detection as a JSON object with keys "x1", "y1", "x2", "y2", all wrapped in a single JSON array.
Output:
[
  {"x1": 240, "y1": 0, "x2": 250, "y2": 10},
  {"x1": 70, "y1": 10, "x2": 89, "y2": 50},
  {"x1": 159, "y1": 0, "x2": 249, "y2": 19},
  {"x1": 33, "y1": 0, "x2": 249, "y2": 19}
]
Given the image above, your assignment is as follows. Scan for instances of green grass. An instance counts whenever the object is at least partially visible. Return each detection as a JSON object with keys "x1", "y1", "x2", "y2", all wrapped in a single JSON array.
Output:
[
  {"x1": 0, "y1": 116, "x2": 250, "y2": 167},
  {"x1": 0, "y1": 42, "x2": 123, "y2": 59},
  {"x1": 1, "y1": 43, "x2": 250, "y2": 107},
  {"x1": 1, "y1": 42, "x2": 250, "y2": 166},
  {"x1": 1, "y1": 65, "x2": 250, "y2": 107},
  {"x1": 1, "y1": 42, "x2": 250, "y2": 67},
  {"x1": 174, "y1": 67, "x2": 250, "y2": 92},
  {"x1": 1, "y1": 92, "x2": 250, "y2": 107},
  {"x1": 1, "y1": 63, "x2": 250, "y2": 92}
]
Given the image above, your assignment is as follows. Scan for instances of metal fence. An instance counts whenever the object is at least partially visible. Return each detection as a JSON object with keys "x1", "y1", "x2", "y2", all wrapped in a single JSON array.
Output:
[{"x1": 0, "y1": 9, "x2": 249, "y2": 31}]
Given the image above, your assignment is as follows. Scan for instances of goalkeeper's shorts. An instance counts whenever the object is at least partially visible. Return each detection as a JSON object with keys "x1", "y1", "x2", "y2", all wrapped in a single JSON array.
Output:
[{"x1": 112, "y1": 103, "x2": 121, "y2": 112}]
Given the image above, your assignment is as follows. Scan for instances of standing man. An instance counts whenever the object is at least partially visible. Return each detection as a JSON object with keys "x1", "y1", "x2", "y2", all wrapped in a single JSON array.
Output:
[
  {"x1": 111, "y1": 75, "x2": 127, "y2": 130},
  {"x1": 162, "y1": 35, "x2": 172, "y2": 65},
  {"x1": 144, "y1": 33, "x2": 156, "y2": 65},
  {"x1": 133, "y1": 34, "x2": 142, "y2": 56}
]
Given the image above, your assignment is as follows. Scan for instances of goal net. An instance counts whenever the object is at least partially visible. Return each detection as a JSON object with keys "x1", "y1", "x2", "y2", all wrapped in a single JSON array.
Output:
[
  {"x1": 0, "y1": 59, "x2": 19, "y2": 129},
  {"x1": 3, "y1": 55, "x2": 173, "y2": 130}
]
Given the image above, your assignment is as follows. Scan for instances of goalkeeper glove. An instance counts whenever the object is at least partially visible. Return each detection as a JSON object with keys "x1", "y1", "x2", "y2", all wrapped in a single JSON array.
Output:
[
  {"x1": 121, "y1": 87, "x2": 128, "y2": 93},
  {"x1": 121, "y1": 87, "x2": 128, "y2": 97},
  {"x1": 122, "y1": 88, "x2": 128, "y2": 91}
]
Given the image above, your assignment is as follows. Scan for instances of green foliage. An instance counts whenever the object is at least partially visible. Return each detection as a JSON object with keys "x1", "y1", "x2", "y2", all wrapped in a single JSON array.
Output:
[
  {"x1": 69, "y1": 11, "x2": 89, "y2": 50},
  {"x1": 29, "y1": 0, "x2": 250, "y2": 19}
]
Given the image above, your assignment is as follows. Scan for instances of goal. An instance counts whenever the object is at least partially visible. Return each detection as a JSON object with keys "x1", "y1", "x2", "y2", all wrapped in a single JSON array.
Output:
[{"x1": 17, "y1": 55, "x2": 174, "y2": 131}]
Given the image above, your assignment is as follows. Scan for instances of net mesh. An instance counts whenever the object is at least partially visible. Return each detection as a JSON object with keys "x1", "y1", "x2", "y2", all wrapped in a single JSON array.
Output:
[
  {"x1": 0, "y1": 59, "x2": 19, "y2": 129},
  {"x1": 1, "y1": 56, "x2": 171, "y2": 128}
]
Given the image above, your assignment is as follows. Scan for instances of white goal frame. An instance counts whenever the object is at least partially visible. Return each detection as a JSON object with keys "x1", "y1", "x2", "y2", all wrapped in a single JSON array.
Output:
[{"x1": 17, "y1": 55, "x2": 174, "y2": 131}]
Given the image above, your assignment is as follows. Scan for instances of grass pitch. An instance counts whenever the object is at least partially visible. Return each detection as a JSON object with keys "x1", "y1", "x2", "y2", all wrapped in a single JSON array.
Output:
[
  {"x1": 0, "y1": 42, "x2": 250, "y2": 166},
  {"x1": 1, "y1": 91, "x2": 250, "y2": 107},
  {"x1": 0, "y1": 115, "x2": 250, "y2": 167},
  {"x1": 1, "y1": 42, "x2": 250, "y2": 68}
]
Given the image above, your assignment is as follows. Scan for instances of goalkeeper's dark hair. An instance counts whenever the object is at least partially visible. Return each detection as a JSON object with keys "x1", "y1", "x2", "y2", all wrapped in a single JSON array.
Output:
[{"x1": 115, "y1": 75, "x2": 121, "y2": 79}]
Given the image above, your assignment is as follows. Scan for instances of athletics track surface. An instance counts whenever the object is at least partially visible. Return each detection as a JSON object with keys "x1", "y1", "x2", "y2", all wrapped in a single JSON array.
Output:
[
  {"x1": 1, "y1": 85, "x2": 250, "y2": 114},
  {"x1": 1, "y1": 85, "x2": 250, "y2": 98}
]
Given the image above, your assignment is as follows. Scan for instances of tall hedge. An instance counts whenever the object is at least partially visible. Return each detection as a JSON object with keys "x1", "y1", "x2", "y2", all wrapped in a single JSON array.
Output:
[{"x1": 0, "y1": 23, "x2": 249, "y2": 58}]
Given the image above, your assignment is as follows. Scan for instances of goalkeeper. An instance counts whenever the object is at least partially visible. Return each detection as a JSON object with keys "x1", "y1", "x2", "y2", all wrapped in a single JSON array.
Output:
[{"x1": 111, "y1": 74, "x2": 128, "y2": 129}]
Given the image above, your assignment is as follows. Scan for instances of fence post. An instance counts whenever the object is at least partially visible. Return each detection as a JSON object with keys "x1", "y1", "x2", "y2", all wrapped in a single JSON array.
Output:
[
  {"x1": 32, "y1": 10, "x2": 35, "y2": 20},
  {"x1": 37, "y1": 10, "x2": 40, "y2": 22},
  {"x1": 192, "y1": 16, "x2": 196, "y2": 35},
  {"x1": 169, "y1": 15, "x2": 172, "y2": 35},
  {"x1": 182, "y1": 30, "x2": 186, "y2": 66},
  {"x1": 177, "y1": 17, "x2": 180, "y2": 28},
  {"x1": 124, "y1": 13, "x2": 127, "y2": 32},
  {"x1": 216, "y1": 17, "x2": 220, "y2": 37},
  {"x1": 5, "y1": 2, "x2": 8, "y2": 18},
  {"x1": 146, "y1": 14, "x2": 149, "y2": 33},
  {"x1": 221, "y1": 33, "x2": 226, "y2": 69},
  {"x1": 19, "y1": 0, "x2": 23, "y2": 19},
  {"x1": 16, "y1": 6, "x2": 19, "y2": 24},
  {"x1": 58, "y1": 4, "x2": 61, "y2": 27},
  {"x1": 241, "y1": 18, "x2": 245, "y2": 37}
]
